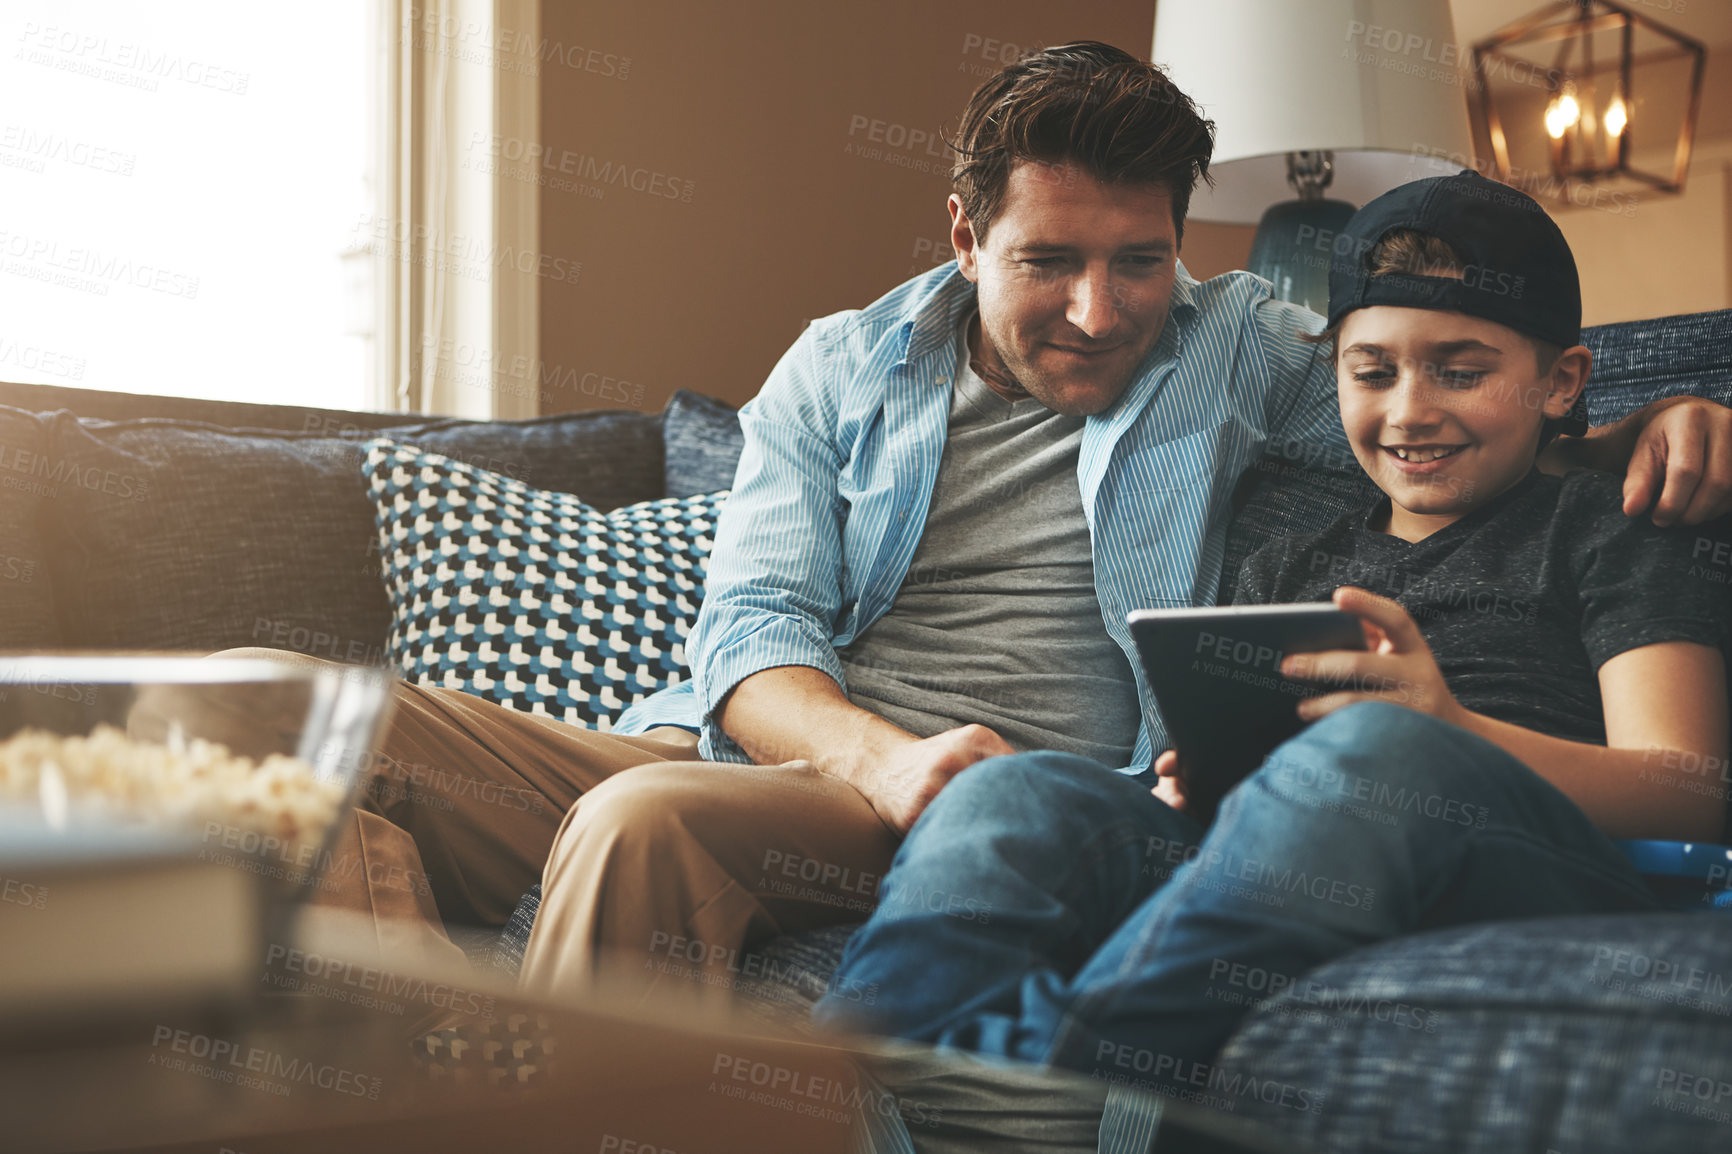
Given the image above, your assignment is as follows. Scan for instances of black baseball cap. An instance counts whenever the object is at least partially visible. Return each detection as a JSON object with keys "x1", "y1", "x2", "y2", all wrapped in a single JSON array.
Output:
[{"x1": 1326, "y1": 169, "x2": 1588, "y2": 436}]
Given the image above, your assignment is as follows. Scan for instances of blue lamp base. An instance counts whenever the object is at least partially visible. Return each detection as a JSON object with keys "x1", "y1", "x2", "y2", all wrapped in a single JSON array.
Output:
[{"x1": 1246, "y1": 197, "x2": 1358, "y2": 314}]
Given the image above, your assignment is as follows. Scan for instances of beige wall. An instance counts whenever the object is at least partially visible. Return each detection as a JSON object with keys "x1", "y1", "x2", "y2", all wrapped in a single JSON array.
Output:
[
  {"x1": 1176, "y1": 220, "x2": 1255, "y2": 281},
  {"x1": 536, "y1": 3, "x2": 1726, "y2": 415},
  {"x1": 537, "y1": 0, "x2": 1159, "y2": 413},
  {"x1": 1557, "y1": 147, "x2": 1732, "y2": 327}
]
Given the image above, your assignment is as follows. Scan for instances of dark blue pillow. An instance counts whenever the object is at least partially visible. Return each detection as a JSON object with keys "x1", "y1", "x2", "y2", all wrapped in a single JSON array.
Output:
[{"x1": 662, "y1": 389, "x2": 743, "y2": 498}]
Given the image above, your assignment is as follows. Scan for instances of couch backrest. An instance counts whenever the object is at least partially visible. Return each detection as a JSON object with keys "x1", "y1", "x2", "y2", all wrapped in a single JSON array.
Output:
[
  {"x1": 2, "y1": 309, "x2": 1727, "y2": 661},
  {"x1": 0, "y1": 398, "x2": 667, "y2": 656}
]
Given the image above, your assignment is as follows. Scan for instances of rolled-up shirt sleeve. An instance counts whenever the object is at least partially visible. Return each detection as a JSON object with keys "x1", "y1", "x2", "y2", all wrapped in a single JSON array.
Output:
[{"x1": 688, "y1": 319, "x2": 852, "y2": 762}]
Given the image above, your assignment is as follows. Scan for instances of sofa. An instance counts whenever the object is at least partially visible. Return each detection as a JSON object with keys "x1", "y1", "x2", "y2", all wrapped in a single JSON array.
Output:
[{"x1": 2, "y1": 305, "x2": 1730, "y2": 1154}]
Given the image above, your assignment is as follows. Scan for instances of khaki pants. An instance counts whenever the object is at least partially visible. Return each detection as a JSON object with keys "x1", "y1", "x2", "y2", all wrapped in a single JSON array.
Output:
[{"x1": 196, "y1": 650, "x2": 900, "y2": 1012}]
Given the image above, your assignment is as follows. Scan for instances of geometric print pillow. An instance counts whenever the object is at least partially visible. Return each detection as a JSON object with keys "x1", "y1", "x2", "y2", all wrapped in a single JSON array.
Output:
[{"x1": 361, "y1": 439, "x2": 728, "y2": 730}]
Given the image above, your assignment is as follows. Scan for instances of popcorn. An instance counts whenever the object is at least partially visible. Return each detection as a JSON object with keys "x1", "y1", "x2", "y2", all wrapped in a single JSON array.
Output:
[{"x1": 0, "y1": 723, "x2": 346, "y2": 860}]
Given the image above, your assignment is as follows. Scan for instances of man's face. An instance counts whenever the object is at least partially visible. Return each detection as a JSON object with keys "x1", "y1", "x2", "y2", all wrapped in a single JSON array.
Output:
[
  {"x1": 950, "y1": 162, "x2": 1178, "y2": 417},
  {"x1": 1335, "y1": 306, "x2": 1584, "y2": 540}
]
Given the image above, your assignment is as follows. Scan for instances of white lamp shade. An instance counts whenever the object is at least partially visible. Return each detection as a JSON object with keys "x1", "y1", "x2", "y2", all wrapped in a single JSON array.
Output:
[{"x1": 1153, "y1": 0, "x2": 1477, "y2": 222}]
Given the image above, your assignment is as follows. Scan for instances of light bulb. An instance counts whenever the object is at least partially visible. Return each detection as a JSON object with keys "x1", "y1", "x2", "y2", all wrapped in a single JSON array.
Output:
[
  {"x1": 1604, "y1": 95, "x2": 1627, "y2": 137},
  {"x1": 1545, "y1": 93, "x2": 1581, "y2": 139}
]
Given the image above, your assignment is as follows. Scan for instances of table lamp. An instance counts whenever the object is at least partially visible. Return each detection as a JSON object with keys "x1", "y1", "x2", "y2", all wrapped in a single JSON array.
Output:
[{"x1": 1153, "y1": 0, "x2": 1477, "y2": 311}]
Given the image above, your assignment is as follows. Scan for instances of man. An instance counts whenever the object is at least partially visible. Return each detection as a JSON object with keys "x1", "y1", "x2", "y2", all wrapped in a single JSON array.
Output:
[{"x1": 256, "y1": 42, "x2": 1732, "y2": 1009}]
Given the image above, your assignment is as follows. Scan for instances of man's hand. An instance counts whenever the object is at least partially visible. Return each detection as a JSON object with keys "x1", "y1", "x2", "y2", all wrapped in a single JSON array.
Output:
[
  {"x1": 851, "y1": 724, "x2": 1016, "y2": 835},
  {"x1": 1280, "y1": 586, "x2": 1467, "y2": 726},
  {"x1": 1547, "y1": 395, "x2": 1732, "y2": 526},
  {"x1": 1618, "y1": 397, "x2": 1732, "y2": 525},
  {"x1": 719, "y1": 667, "x2": 1014, "y2": 835},
  {"x1": 1152, "y1": 749, "x2": 1188, "y2": 812}
]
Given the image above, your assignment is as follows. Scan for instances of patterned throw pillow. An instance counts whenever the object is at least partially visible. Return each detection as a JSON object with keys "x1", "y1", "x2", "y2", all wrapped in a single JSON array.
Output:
[{"x1": 361, "y1": 439, "x2": 728, "y2": 729}]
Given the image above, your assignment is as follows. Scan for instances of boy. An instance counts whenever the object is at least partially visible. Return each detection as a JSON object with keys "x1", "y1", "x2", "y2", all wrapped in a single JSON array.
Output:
[{"x1": 811, "y1": 171, "x2": 1732, "y2": 1094}]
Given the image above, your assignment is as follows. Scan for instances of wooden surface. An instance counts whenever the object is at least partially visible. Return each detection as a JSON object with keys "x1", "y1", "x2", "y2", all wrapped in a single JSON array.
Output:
[
  {"x1": 0, "y1": 909, "x2": 865, "y2": 1154},
  {"x1": 2, "y1": 982, "x2": 869, "y2": 1153}
]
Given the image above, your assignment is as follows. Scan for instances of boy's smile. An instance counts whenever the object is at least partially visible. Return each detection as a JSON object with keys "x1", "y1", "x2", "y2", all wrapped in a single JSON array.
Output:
[{"x1": 1335, "y1": 306, "x2": 1588, "y2": 543}]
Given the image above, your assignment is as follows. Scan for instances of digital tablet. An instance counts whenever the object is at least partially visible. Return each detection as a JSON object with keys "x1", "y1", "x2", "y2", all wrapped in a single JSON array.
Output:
[{"x1": 1128, "y1": 604, "x2": 1367, "y2": 816}]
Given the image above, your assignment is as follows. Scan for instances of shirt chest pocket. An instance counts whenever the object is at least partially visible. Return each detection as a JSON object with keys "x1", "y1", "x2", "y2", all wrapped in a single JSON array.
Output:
[
  {"x1": 1134, "y1": 421, "x2": 1232, "y2": 493},
  {"x1": 1099, "y1": 421, "x2": 1233, "y2": 522},
  {"x1": 1099, "y1": 421, "x2": 1235, "y2": 607}
]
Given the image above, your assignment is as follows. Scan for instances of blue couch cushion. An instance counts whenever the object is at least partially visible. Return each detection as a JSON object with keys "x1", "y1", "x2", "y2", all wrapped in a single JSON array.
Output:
[
  {"x1": 38, "y1": 407, "x2": 665, "y2": 654},
  {"x1": 364, "y1": 440, "x2": 727, "y2": 729},
  {"x1": 1214, "y1": 913, "x2": 1732, "y2": 1154},
  {"x1": 1216, "y1": 455, "x2": 1379, "y2": 605},
  {"x1": 1580, "y1": 308, "x2": 1732, "y2": 427}
]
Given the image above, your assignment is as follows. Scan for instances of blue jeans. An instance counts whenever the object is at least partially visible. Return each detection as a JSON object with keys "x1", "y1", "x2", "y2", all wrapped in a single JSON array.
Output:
[{"x1": 812, "y1": 702, "x2": 1661, "y2": 1091}]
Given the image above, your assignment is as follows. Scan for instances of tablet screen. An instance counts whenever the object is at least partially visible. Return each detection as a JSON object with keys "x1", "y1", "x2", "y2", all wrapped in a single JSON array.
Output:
[{"x1": 1128, "y1": 604, "x2": 1366, "y2": 817}]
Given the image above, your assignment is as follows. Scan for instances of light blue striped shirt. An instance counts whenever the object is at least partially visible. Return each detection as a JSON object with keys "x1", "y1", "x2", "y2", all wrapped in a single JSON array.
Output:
[{"x1": 615, "y1": 261, "x2": 1349, "y2": 774}]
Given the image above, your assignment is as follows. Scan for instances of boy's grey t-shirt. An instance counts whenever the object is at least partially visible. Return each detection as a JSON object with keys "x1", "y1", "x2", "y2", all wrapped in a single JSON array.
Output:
[
  {"x1": 837, "y1": 321, "x2": 1143, "y2": 767},
  {"x1": 1234, "y1": 466, "x2": 1732, "y2": 746}
]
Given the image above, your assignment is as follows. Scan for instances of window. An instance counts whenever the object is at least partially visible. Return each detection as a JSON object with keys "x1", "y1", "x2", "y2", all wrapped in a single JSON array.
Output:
[{"x1": 1, "y1": 1, "x2": 376, "y2": 410}]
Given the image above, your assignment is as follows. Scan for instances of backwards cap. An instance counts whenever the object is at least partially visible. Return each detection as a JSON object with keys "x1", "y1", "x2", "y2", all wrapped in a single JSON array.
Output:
[{"x1": 1327, "y1": 169, "x2": 1587, "y2": 436}]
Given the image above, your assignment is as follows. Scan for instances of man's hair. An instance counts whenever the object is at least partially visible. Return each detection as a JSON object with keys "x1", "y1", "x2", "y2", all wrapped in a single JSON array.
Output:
[
  {"x1": 1311, "y1": 228, "x2": 1567, "y2": 443},
  {"x1": 949, "y1": 41, "x2": 1215, "y2": 245}
]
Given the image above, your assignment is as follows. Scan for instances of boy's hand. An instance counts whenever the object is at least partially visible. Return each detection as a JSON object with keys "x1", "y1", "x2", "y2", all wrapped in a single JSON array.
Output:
[
  {"x1": 1152, "y1": 749, "x2": 1188, "y2": 812},
  {"x1": 1280, "y1": 587, "x2": 1467, "y2": 727}
]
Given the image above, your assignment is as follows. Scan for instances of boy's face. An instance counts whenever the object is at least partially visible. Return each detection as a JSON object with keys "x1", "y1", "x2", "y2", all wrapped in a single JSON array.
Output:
[{"x1": 1335, "y1": 306, "x2": 1585, "y2": 540}]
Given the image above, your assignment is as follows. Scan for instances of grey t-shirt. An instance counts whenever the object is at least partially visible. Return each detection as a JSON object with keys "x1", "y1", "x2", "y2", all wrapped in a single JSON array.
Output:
[
  {"x1": 1234, "y1": 466, "x2": 1732, "y2": 746},
  {"x1": 837, "y1": 320, "x2": 1143, "y2": 767}
]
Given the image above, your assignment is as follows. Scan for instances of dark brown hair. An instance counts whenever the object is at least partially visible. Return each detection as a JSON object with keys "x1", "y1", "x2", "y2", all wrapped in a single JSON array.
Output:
[{"x1": 949, "y1": 42, "x2": 1215, "y2": 245}]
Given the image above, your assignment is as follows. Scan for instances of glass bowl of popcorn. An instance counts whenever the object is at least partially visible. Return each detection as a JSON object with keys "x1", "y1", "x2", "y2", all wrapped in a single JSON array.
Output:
[{"x1": 0, "y1": 655, "x2": 396, "y2": 909}]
